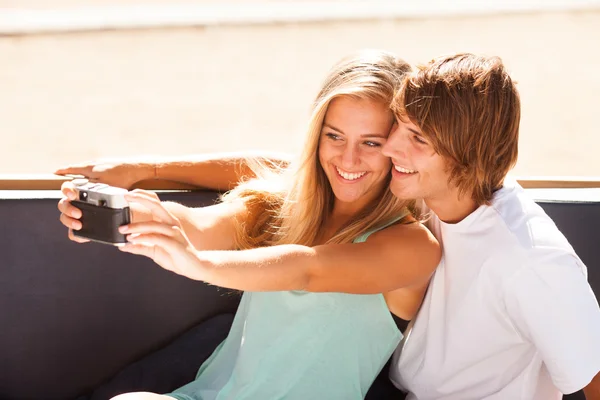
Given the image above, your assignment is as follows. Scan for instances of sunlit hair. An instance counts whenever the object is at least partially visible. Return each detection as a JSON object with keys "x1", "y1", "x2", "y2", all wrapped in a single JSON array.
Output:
[
  {"x1": 393, "y1": 53, "x2": 520, "y2": 205},
  {"x1": 223, "y1": 50, "x2": 415, "y2": 249}
]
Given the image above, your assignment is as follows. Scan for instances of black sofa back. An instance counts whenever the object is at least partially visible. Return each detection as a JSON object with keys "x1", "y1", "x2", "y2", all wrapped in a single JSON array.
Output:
[
  {"x1": 1, "y1": 189, "x2": 597, "y2": 400},
  {"x1": 1, "y1": 191, "x2": 239, "y2": 400}
]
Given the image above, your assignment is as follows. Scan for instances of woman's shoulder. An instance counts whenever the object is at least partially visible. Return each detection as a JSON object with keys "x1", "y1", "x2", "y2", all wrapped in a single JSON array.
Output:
[{"x1": 368, "y1": 215, "x2": 439, "y2": 251}]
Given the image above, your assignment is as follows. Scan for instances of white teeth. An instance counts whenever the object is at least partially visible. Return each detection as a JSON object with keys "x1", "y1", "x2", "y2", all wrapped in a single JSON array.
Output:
[
  {"x1": 394, "y1": 165, "x2": 417, "y2": 174},
  {"x1": 336, "y1": 167, "x2": 367, "y2": 181}
]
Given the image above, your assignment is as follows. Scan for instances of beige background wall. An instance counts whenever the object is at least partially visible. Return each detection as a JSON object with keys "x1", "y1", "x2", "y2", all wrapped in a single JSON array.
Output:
[{"x1": 1, "y1": 7, "x2": 599, "y2": 176}]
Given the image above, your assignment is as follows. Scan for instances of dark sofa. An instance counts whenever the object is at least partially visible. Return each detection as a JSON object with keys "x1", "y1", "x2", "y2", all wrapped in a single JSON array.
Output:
[{"x1": 1, "y1": 189, "x2": 597, "y2": 400}]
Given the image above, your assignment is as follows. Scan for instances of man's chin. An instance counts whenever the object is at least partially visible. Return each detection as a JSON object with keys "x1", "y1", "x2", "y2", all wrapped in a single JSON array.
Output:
[
  {"x1": 389, "y1": 182, "x2": 412, "y2": 200},
  {"x1": 390, "y1": 186, "x2": 418, "y2": 200}
]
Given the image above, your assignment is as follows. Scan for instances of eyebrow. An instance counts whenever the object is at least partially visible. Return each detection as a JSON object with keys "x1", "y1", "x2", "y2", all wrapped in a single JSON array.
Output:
[
  {"x1": 407, "y1": 127, "x2": 423, "y2": 136},
  {"x1": 323, "y1": 123, "x2": 388, "y2": 139}
]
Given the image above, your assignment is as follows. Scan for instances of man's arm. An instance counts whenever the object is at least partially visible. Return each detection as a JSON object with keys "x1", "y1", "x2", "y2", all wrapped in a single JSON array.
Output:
[
  {"x1": 54, "y1": 151, "x2": 292, "y2": 190},
  {"x1": 504, "y1": 259, "x2": 600, "y2": 396},
  {"x1": 584, "y1": 371, "x2": 600, "y2": 400}
]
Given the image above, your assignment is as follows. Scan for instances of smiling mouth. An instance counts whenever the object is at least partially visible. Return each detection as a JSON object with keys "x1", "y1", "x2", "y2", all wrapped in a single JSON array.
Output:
[
  {"x1": 394, "y1": 165, "x2": 417, "y2": 174},
  {"x1": 335, "y1": 167, "x2": 367, "y2": 181}
]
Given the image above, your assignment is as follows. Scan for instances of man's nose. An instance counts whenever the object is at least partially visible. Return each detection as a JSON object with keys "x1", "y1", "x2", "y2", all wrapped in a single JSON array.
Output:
[{"x1": 382, "y1": 126, "x2": 405, "y2": 159}]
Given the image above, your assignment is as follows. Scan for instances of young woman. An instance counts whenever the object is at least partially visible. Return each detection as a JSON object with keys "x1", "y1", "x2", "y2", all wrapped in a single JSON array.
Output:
[{"x1": 58, "y1": 50, "x2": 440, "y2": 399}]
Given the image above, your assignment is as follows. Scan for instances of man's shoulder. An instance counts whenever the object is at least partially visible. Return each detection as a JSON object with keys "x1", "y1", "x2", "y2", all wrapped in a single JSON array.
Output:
[
  {"x1": 473, "y1": 183, "x2": 584, "y2": 280},
  {"x1": 489, "y1": 182, "x2": 575, "y2": 254}
]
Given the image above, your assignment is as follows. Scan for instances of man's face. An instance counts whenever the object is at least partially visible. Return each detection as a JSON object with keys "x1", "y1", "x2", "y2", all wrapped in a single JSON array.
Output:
[{"x1": 381, "y1": 118, "x2": 453, "y2": 204}]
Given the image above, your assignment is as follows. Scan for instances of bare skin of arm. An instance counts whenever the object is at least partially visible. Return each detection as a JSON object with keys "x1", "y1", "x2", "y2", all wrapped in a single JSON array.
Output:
[
  {"x1": 119, "y1": 193, "x2": 440, "y2": 321},
  {"x1": 584, "y1": 371, "x2": 600, "y2": 400},
  {"x1": 54, "y1": 151, "x2": 292, "y2": 191},
  {"x1": 198, "y1": 223, "x2": 438, "y2": 294},
  {"x1": 384, "y1": 283, "x2": 429, "y2": 321}
]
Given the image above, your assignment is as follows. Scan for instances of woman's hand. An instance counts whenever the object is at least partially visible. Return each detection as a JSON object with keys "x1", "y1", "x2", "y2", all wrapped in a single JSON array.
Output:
[
  {"x1": 118, "y1": 190, "x2": 207, "y2": 281},
  {"x1": 57, "y1": 182, "x2": 150, "y2": 244},
  {"x1": 54, "y1": 159, "x2": 155, "y2": 189},
  {"x1": 57, "y1": 181, "x2": 91, "y2": 243}
]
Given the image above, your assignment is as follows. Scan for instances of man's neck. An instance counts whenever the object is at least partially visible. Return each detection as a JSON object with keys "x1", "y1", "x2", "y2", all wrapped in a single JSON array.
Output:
[{"x1": 426, "y1": 193, "x2": 479, "y2": 224}]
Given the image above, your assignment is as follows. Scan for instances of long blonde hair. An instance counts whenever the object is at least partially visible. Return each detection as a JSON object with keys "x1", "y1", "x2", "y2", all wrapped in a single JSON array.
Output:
[{"x1": 224, "y1": 50, "x2": 415, "y2": 249}]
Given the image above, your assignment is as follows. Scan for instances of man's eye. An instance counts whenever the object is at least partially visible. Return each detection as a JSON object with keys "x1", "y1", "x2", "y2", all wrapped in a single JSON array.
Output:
[
  {"x1": 413, "y1": 135, "x2": 427, "y2": 144},
  {"x1": 364, "y1": 141, "x2": 381, "y2": 148}
]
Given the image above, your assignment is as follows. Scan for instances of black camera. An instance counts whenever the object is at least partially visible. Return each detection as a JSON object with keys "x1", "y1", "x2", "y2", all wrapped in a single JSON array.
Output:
[{"x1": 71, "y1": 179, "x2": 131, "y2": 245}]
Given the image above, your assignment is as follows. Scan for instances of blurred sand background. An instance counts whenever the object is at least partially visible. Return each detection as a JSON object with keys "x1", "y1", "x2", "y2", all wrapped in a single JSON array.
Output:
[{"x1": 1, "y1": 2, "x2": 599, "y2": 176}]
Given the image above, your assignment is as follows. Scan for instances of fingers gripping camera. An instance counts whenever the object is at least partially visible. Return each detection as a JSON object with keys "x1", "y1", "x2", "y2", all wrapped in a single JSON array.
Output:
[{"x1": 71, "y1": 179, "x2": 131, "y2": 245}]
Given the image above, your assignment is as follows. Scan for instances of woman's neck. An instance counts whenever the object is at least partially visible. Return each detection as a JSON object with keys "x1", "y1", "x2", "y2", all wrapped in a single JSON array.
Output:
[{"x1": 313, "y1": 205, "x2": 360, "y2": 245}]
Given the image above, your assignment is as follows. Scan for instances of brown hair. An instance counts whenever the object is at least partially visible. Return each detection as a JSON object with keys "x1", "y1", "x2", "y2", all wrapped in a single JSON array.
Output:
[
  {"x1": 394, "y1": 53, "x2": 520, "y2": 205},
  {"x1": 224, "y1": 50, "x2": 415, "y2": 249}
]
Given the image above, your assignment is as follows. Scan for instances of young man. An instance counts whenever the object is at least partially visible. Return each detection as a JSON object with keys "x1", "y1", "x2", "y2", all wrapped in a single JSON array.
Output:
[
  {"x1": 381, "y1": 53, "x2": 600, "y2": 399},
  {"x1": 56, "y1": 53, "x2": 600, "y2": 399}
]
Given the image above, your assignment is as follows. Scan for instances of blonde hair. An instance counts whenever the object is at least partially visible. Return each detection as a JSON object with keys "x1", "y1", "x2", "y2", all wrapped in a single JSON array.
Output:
[
  {"x1": 224, "y1": 50, "x2": 415, "y2": 249},
  {"x1": 394, "y1": 53, "x2": 520, "y2": 205}
]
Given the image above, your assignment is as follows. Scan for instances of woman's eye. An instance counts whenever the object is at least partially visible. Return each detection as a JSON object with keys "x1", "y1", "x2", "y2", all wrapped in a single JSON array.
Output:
[
  {"x1": 325, "y1": 133, "x2": 341, "y2": 141},
  {"x1": 364, "y1": 141, "x2": 381, "y2": 148}
]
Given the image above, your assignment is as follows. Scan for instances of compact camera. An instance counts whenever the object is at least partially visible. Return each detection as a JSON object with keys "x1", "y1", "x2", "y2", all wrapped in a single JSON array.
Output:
[{"x1": 71, "y1": 179, "x2": 131, "y2": 245}]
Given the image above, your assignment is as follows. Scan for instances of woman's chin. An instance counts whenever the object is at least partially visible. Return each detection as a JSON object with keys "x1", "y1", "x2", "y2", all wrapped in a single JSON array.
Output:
[{"x1": 331, "y1": 189, "x2": 363, "y2": 205}]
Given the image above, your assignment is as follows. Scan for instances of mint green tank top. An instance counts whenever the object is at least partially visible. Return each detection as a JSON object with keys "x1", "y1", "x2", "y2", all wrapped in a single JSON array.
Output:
[{"x1": 168, "y1": 213, "x2": 408, "y2": 400}]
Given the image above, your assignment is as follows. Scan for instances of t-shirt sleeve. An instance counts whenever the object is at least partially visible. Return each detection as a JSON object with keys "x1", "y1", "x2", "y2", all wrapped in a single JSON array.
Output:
[{"x1": 505, "y1": 254, "x2": 600, "y2": 394}]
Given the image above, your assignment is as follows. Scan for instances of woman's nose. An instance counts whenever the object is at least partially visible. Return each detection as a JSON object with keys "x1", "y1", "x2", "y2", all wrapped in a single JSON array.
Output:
[{"x1": 340, "y1": 144, "x2": 359, "y2": 168}]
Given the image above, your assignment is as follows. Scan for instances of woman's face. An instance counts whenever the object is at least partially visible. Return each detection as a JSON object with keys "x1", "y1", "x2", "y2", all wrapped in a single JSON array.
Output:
[{"x1": 318, "y1": 96, "x2": 394, "y2": 212}]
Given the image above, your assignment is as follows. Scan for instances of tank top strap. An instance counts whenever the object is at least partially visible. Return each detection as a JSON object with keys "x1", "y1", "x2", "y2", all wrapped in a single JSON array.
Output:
[{"x1": 353, "y1": 209, "x2": 411, "y2": 244}]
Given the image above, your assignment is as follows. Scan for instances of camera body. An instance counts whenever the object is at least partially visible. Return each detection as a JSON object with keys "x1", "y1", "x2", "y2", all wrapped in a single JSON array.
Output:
[{"x1": 71, "y1": 180, "x2": 131, "y2": 245}]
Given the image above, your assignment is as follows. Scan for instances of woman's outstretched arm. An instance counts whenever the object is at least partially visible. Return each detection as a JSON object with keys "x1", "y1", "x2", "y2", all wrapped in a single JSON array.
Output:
[
  {"x1": 54, "y1": 151, "x2": 292, "y2": 191},
  {"x1": 196, "y1": 222, "x2": 439, "y2": 294},
  {"x1": 119, "y1": 191, "x2": 441, "y2": 295}
]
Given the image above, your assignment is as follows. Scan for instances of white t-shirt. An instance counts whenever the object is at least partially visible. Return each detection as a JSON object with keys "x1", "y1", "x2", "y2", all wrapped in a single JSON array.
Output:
[{"x1": 390, "y1": 180, "x2": 600, "y2": 399}]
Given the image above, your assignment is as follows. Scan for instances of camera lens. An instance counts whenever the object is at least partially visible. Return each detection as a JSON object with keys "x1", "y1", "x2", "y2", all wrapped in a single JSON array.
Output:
[{"x1": 79, "y1": 191, "x2": 88, "y2": 201}]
